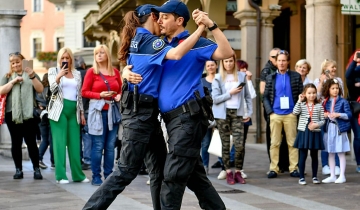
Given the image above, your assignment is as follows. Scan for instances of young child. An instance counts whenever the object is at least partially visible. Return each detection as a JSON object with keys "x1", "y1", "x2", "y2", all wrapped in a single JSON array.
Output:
[
  {"x1": 293, "y1": 84, "x2": 325, "y2": 185},
  {"x1": 322, "y1": 78, "x2": 351, "y2": 184}
]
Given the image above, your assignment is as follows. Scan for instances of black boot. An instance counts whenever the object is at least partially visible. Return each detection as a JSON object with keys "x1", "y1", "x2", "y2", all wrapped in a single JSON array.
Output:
[
  {"x1": 34, "y1": 167, "x2": 43, "y2": 180},
  {"x1": 13, "y1": 168, "x2": 23, "y2": 179}
]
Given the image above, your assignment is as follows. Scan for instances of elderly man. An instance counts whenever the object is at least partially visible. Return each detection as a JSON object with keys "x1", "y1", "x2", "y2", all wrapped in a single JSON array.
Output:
[
  {"x1": 263, "y1": 50, "x2": 303, "y2": 178},
  {"x1": 260, "y1": 48, "x2": 290, "y2": 173}
]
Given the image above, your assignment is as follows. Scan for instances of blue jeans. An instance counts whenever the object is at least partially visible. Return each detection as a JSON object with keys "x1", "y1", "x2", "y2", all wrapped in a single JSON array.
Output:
[
  {"x1": 351, "y1": 116, "x2": 360, "y2": 165},
  {"x1": 38, "y1": 122, "x2": 54, "y2": 164},
  {"x1": 82, "y1": 124, "x2": 92, "y2": 165},
  {"x1": 218, "y1": 144, "x2": 235, "y2": 164},
  {"x1": 90, "y1": 110, "x2": 119, "y2": 179},
  {"x1": 201, "y1": 128, "x2": 212, "y2": 167}
]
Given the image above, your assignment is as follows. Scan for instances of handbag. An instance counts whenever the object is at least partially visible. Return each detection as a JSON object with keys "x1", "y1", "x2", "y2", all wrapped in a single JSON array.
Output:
[
  {"x1": 0, "y1": 94, "x2": 7, "y2": 125},
  {"x1": 349, "y1": 96, "x2": 360, "y2": 115},
  {"x1": 99, "y1": 73, "x2": 121, "y2": 124},
  {"x1": 207, "y1": 129, "x2": 233, "y2": 157}
]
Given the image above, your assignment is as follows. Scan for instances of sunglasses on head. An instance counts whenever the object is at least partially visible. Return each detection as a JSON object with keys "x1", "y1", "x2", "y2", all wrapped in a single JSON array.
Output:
[
  {"x1": 270, "y1": 56, "x2": 277, "y2": 58},
  {"x1": 277, "y1": 50, "x2": 289, "y2": 55},
  {"x1": 9, "y1": 52, "x2": 21, "y2": 56}
]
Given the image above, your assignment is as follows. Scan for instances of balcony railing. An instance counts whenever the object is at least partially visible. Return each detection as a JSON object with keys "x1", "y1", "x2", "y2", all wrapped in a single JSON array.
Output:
[
  {"x1": 98, "y1": 0, "x2": 126, "y2": 20},
  {"x1": 84, "y1": 10, "x2": 99, "y2": 32}
]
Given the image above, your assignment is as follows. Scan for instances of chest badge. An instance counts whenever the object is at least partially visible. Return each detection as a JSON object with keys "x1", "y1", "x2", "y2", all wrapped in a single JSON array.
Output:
[{"x1": 153, "y1": 39, "x2": 165, "y2": 50}]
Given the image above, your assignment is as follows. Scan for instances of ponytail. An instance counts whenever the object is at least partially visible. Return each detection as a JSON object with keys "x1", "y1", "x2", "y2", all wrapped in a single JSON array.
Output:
[
  {"x1": 119, "y1": 11, "x2": 152, "y2": 64},
  {"x1": 119, "y1": 11, "x2": 141, "y2": 64}
]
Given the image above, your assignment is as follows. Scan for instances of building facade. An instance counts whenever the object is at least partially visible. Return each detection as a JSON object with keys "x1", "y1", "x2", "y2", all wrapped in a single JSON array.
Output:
[
  {"x1": 47, "y1": 0, "x2": 99, "y2": 66},
  {"x1": 20, "y1": 0, "x2": 64, "y2": 73},
  {"x1": 82, "y1": 0, "x2": 359, "y2": 143}
]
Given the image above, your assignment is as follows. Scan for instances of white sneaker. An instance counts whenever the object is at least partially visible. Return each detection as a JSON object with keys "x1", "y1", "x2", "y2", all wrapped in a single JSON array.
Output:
[
  {"x1": 312, "y1": 177, "x2": 320, "y2": 184},
  {"x1": 240, "y1": 170, "x2": 247, "y2": 179},
  {"x1": 298, "y1": 178, "x2": 306, "y2": 185},
  {"x1": 322, "y1": 165, "x2": 330, "y2": 175},
  {"x1": 81, "y1": 178, "x2": 90, "y2": 183},
  {"x1": 217, "y1": 170, "x2": 227, "y2": 180},
  {"x1": 335, "y1": 176, "x2": 346, "y2": 184},
  {"x1": 322, "y1": 176, "x2": 336, "y2": 183},
  {"x1": 146, "y1": 179, "x2": 150, "y2": 185},
  {"x1": 335, "y1": 166, "x2": 340, "y2": 176},
  {"x1": 56, "y1": 179, "x2": 69, "y2": 184}
]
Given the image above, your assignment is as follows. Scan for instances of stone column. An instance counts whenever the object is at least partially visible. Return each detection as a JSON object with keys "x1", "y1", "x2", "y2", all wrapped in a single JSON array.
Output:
[
  {"x1": 0, "y1": 7, "x2": 27, "y2": 158},
  {"x1": 234, "y1": 3, "x2": 280, "y2": 143},
  {"x1": 305, "y1": 0, "x2": 338, "y2": 80}
]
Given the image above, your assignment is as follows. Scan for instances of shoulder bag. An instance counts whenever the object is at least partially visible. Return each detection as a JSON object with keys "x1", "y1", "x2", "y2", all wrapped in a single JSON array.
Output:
[
  {"x1": 0, "y1": 94, "x2": 7, "y2": 125},
  {"x1": 99, "y1": 73, "x2": 121, "y2": 124},
  {"x1": 349, "y1": 96, "x2": 360, "y2": 116}
]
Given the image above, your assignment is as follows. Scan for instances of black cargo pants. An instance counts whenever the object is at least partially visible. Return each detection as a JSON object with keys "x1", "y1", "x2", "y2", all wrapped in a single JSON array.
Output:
[
  {"x1": 83, "y1": 105, "x2": 166, "y2": 210},
  {"x1": 160, "y1": 112, "x2": 226, "y2": 210}
]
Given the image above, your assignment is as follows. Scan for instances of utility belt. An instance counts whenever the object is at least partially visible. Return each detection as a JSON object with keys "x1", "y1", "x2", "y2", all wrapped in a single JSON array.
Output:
[
  {"x1": 121, "y1": 90, "x2": 157, "y2": 114},
  {"x1": 162, "y1": 88, "x2": 214, "y2": 123}
]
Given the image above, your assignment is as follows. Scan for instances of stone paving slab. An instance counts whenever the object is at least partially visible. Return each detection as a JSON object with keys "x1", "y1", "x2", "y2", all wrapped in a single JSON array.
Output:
[{"x1": 1, "y1": 143, "x2": 360, "y2": 209}]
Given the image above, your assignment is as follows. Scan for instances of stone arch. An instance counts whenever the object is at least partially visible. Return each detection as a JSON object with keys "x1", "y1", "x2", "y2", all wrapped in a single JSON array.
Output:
[
  {"x1": 205, "y1": 0, "x2": 227, "y2": 29},
  {"x1": 183, "y1": 0, "x2": 203, "y2": 33},
  {"x1": 108, "y1": 30, "x2": 120, "y2": 68}
]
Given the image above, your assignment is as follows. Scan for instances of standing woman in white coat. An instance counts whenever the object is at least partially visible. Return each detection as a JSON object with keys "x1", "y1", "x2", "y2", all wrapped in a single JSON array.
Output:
[
  {"x1": 48, "y1": 47, "x2": 88, "y2": 184},
  {"x1": 212, "y1": 54, "x2": 252, "y2": 185}
]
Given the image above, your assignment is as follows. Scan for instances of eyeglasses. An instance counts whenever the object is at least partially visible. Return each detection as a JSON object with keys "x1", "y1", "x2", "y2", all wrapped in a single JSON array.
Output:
[
  {"x1": 277, "y1": 50, "x2": 289, "y2": 55},
  {"x1": 9, "y1": 52, "x2": 21, "y2": 56},
  {"x1": 270, "y1": 56, "x2": 277, "y2": 58}
]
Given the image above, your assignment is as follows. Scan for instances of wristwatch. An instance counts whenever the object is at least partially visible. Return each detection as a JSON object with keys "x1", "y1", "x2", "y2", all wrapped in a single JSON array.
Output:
[{"x1": 208, "y1": 22, "x2": 218, "y2": 31}]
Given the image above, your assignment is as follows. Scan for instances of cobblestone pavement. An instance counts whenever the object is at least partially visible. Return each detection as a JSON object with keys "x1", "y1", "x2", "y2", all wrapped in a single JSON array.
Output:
[{"x1": 1, "y1": 143, "x2": 359, "y2": 210}]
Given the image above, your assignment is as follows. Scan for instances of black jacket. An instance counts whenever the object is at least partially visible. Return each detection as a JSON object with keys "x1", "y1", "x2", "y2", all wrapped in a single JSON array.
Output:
[
  {"x1": 260, "y1": 60, "x2": 277, "y2": 82},
  {"x1": 263, "y1": 70, "x2": 303, "y2": 115},
  {"x1": 345, "y1": 60, "x2": 360, "y2": 101}
]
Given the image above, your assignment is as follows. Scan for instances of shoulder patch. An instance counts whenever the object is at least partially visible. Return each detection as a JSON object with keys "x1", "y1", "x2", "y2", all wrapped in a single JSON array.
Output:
[{"x1": 152, "y1": 39, "x2": 165, "y2": 50}]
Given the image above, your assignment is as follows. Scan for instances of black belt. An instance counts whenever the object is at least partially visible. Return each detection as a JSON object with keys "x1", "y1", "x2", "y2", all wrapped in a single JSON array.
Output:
[{"x1": 162, "y1": 104, "x2": 190, "y2": 122}]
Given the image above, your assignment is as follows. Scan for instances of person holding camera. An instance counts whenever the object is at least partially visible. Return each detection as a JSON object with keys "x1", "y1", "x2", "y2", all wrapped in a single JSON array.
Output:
[
  {"x1": 212, "y1": 54, "x2": 253, "y2": 185},
  {"x1": 48, "y1": 47, "x2": 88, "y2": 184},
  {"x1": 0, "y1": 52, "x2": 43, "y2": 179},
  {"x1": 345, "y1": 50, "x2": 360, "y2": 173}
]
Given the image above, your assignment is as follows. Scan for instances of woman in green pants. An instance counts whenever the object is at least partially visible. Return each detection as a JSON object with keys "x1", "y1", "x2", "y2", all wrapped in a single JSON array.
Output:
[{"x1": 48, "y1": 47, "x2": 89, "y2": 184}]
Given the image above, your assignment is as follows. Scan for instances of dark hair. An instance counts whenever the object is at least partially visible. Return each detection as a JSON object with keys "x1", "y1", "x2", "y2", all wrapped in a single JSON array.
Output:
[
  {"x1": 236, "y1": 60, "x2": 248, "y2": 70},
  {"x1": 118, "y1": 11, "x2": 150, "y2": 64},
  {"x1": 302, "y1": 83, "x2": 320, "y2": 104},
  {"x1": 172, "y1": 13, "x2": 187, "y2": 27},
  {"x1": 42, "y1": 73, "x2": 49, "y2": 87},
  {"x1": 322, "y1": 78, "x2": 343, "y2": 99},
  {"x1": 275, "y1": 50, "x2": 290, "y2": 61}
]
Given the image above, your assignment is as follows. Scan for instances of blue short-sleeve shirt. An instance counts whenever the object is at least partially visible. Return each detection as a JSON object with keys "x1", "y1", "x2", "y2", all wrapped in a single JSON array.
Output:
[
  {"x1": 158, "y1": 30, "x2": 217, "y2": 113},
  {"x1": 126, "y1": 27, "x2": 171, "y2": 98}
]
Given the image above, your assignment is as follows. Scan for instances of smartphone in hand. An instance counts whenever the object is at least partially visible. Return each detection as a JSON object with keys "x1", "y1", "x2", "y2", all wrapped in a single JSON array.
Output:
[
  {"x1": 109, "y1": 91, "x2": 117, "y2": 95},
  {"x1": 62, "y1": 61, "x2": 69, "y2": 74},
  {"x1": 237, "y1": 82, "x2": 246, "y2": 88},
  {"x1": 357, "y1": 52, "x2": 360, "y2": 59},
  {"x1": 22, "y1": 60, "x2": 33, "y2": 69}
]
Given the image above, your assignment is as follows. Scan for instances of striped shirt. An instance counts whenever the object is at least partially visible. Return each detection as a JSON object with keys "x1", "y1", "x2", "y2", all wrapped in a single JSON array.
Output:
[
  {"x1": 293, "y1": 102, "x2": 325, "y2": 132},
  {"x1": 47, "y1": 67, "x2": 84, "y2": 124}
]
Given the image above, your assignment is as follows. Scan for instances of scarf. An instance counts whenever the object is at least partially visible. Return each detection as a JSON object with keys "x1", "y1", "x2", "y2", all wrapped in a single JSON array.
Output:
[{"x1": 10, "y1": 72, "x2": 34, "y2": 124}]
